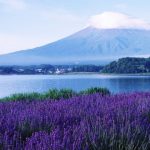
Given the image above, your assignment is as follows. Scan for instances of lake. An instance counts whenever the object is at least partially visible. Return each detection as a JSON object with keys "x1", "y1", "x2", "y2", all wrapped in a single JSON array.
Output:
[{"x1": 0, "y1": 74, "x2": 150, "y2": 98}]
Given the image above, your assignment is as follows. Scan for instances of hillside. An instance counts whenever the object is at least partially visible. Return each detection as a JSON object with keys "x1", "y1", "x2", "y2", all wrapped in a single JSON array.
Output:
[
  {"x1": 102, "y1": 57, "x2": 150, "y2": 73},
  {"x1": 0, "y1": 28, "x2": 150, "y2": 65}
]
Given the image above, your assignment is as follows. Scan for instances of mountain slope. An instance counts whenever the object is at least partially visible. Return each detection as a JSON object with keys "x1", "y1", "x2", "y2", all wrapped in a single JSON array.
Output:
[{"x1": 0, "y1": 27, "x2": 150, "y2": 65}]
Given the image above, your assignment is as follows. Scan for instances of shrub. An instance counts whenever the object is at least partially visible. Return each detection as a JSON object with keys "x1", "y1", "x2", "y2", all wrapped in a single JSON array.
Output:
[
  {"x1": 1, "y1": 92, "x2": 42, "y2": 102},
  {"x1": 0, "y1": 87, "x2": 110, "y2": 102},
  {"x1": 44, "y1": 89, "x2": 76, "y2": 100},
  {"x1": 80, "y1": 87, "x2": 110, "y2": 96},
  {"x1": 59, "y1": 89, "x2": 76, "y2": 99}
]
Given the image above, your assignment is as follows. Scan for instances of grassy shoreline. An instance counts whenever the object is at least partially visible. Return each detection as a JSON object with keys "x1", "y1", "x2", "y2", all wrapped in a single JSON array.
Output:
[{"x1": 0, "y1": 87, "x2": 110, "y2": 102}]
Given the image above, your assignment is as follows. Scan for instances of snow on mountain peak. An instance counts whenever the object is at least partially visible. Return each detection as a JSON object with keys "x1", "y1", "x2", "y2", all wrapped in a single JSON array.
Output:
[{"x1": 89, "y1": 12, "x2": 150, "y2": 30}]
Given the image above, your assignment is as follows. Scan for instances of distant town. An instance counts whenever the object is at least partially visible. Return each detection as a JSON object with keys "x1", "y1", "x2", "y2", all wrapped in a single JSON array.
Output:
[
  {"x1": 0, "y1": 65, "x2": 103, "y2": 75},
  {"x1": 0, "y1": 57, "x2": 149, "y2": 75}
]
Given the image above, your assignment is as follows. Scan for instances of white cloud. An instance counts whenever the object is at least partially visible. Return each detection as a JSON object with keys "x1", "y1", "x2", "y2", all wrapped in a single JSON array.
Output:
[
  {"x1": 89, "y1": 12, "x2": 150, "y2": 30},
  {"x1": 0, "y1": 0, "x2": 26, "y2": 10}
]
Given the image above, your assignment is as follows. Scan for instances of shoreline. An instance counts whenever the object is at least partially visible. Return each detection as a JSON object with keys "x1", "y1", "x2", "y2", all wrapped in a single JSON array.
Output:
[
  {"x1": 0, "y1": 72, "x2": 150, "y2": 76},
  {"x1": 99, "y1": 73, "x2": 150, "y2": 76}
]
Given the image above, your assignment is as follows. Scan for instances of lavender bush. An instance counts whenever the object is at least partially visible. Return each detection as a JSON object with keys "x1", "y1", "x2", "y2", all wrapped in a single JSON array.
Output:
[{"x1": 0, "y1": 92, "x2": 150, "y2": 149}]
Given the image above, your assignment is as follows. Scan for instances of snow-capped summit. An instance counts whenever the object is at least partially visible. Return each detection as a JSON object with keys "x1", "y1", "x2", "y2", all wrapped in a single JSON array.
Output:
[{"x1": 89, "y1": 12, "x2": 150, "y2": 30}]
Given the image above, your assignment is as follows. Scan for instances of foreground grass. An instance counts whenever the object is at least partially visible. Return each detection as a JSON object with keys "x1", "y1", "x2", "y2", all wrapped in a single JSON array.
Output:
[{"x1": 1, "y1": 87, "x2": 110, "y2": 102}]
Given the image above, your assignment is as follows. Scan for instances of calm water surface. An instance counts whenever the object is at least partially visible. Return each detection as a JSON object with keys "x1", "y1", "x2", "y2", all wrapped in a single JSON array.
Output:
[{"x1": 0, "y1": 74, "x2": 150, "y2": 98}]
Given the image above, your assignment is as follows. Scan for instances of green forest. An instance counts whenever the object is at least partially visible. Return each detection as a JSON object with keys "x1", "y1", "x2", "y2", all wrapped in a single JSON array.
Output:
[{"x1": 102, "y1": 57, "x2": 150, "y2": 73}]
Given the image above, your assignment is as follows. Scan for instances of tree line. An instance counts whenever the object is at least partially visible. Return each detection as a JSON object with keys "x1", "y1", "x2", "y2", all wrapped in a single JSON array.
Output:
[{"x1": 102, "y1": 57, "x2": 150, "y2": 73}]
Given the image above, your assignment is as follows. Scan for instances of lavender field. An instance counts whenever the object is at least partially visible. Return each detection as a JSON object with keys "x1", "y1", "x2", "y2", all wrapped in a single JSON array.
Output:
[{"x1": 0, "y1": 92, "x2": 150, "y2": 150}]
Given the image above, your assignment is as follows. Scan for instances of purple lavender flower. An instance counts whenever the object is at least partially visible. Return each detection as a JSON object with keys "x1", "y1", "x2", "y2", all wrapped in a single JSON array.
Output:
[{"x1": 0, "y1": 92, "x2": 150, "y2": 149}]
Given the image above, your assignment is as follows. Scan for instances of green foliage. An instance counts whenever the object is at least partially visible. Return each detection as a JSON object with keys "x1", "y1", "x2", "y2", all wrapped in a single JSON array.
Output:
[
  {"x1": 80, "y1": 87, "x2": 110, "y2": 96},
  {"x1": 44, "y1": 89, "x2": 76, "y2": 100},
  {"x1": 1, "y1": 88, "x2": 110, "y2": 102},
  {"x1": 102, "y1": 57, "x2": 150, "y2": 74},
  {"x1": 2, "y1": 92, "x2": 43, "y2": 102}
]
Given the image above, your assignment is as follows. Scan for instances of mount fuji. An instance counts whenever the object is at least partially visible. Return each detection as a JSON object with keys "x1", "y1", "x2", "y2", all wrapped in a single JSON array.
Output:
[{"x1": 0, "y1": 27, "x2": 150, "y2": 65}]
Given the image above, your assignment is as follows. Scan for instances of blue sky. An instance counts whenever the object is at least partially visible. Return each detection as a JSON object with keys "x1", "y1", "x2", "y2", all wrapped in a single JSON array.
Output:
[{"x1": 0, "y1": 0, "x2": 150, "y2": 54}]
